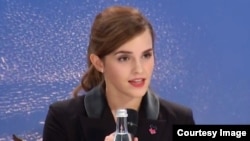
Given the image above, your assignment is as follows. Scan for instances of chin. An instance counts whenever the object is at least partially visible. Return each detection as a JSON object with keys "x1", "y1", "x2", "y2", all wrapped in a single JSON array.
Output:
[{"x1": 129, "y1": 89, "x2": 148, "y2": 98}]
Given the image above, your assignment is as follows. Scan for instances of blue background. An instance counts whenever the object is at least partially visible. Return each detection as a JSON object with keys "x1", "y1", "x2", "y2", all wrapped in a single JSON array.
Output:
[{"x1": 0, "y1": 0, "x2": 249, "y2": 140}]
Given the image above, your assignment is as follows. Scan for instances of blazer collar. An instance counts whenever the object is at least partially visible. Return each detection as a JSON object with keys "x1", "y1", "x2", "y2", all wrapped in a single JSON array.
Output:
[{"x1": 84, "y1": 84, "x2": 160, "y2": 120}]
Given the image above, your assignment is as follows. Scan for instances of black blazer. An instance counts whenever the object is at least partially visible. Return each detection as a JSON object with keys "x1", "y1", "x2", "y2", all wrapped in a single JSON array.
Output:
[{"x1": 42, "y1": 85, "x2": 195, "y2": 141}]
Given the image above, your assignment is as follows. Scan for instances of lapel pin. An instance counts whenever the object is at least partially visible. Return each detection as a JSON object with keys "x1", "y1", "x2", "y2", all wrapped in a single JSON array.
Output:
[{"x1": 149, "y1": 124, "x2": 157, "y2": 135}]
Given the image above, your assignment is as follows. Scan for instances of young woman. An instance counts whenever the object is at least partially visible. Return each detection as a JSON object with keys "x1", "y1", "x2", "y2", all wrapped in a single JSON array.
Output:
[{"x1": 42, "y1": 5, "x2": 195, "y2": 141}]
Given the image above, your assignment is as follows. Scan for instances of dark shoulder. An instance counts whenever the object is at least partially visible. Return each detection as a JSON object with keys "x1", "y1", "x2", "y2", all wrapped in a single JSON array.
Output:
[
  {"x1": 158, "y1": 98, "x2": 195, "y2": 124},
  {"x1": 49, "y1": 95, "x2": 86, "y2": 116},
  {"x1": 159, "y1": 98, "x2": 192, "y2": 115},
  {"x1": 43, "y1": 95, "x2": 87, "y2": 140}
]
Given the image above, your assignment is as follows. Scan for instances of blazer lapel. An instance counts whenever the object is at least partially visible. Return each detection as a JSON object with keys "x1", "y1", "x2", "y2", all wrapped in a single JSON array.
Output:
[
  {"x1": 135, "y1": 90, "x2": 172, "y2": 141},
  {"x1": 80, "y1": 84, "x2": 164, "y2": 140}
]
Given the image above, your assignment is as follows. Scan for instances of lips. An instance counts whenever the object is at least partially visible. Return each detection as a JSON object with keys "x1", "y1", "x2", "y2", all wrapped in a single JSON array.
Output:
[{"x1": 128, "y1": 78, "x2": 145, "y2": 87}]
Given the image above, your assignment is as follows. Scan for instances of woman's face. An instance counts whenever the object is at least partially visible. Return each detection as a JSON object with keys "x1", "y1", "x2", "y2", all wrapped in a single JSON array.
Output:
[{"x1": 103, "y1": 29, "x2": 154, "y2": 99}]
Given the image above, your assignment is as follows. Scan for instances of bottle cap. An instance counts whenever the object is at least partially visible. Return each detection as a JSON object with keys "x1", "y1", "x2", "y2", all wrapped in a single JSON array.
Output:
[{"x1": 116, "y1": 109, "x2": 128, "y2": 117}]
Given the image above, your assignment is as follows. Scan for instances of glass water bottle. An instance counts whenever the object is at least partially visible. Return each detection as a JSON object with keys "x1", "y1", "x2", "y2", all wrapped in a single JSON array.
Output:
[{"x1": 114, "y1": 109, "x2": 133, "y2": 141}]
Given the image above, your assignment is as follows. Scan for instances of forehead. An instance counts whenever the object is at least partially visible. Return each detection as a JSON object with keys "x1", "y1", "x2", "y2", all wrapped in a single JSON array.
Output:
[{"x1": 114, "y1": 29, "x2": 153, "y2": 53}]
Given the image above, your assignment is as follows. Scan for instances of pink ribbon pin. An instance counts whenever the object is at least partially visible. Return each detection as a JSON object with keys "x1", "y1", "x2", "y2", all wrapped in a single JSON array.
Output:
[{"x1": 149, "y1": 124, "x2": 157, "y2": 135}]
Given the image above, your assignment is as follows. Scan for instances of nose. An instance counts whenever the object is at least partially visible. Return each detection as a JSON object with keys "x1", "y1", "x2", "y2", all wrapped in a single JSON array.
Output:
[{"x1": 133, "y1": 59, "x2": 143, "y2": 74}]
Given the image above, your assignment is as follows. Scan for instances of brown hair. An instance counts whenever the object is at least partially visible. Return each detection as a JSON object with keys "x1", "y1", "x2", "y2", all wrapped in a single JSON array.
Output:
[{"x1": 73, "y1": 5, "x2": 155, "y2": 97}]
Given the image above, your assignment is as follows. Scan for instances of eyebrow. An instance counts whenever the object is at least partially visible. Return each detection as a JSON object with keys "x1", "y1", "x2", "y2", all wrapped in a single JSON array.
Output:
[{"x1": 113, "y1": 48, "x2": 153, "y2": 55}]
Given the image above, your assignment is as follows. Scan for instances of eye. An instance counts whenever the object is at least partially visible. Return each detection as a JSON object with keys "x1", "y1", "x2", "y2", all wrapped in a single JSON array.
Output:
[
  {"x1": 143, "y1": 52, "x2": 152, "y2": 59},
  {"x1": 118, "y1": 56, "x2": 130, "y2": 62}
]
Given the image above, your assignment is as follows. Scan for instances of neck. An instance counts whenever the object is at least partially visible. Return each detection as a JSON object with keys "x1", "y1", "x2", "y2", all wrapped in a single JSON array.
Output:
[
  {"x1": 105, "y1": 88, "x2": 143, "y2": 120},
  {"x1": 107, "y1": 93, "x2": 142, "y2": 110}
]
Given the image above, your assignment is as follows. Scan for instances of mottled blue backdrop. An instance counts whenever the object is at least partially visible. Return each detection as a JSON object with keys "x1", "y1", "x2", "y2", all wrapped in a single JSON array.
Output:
[{"x1": 0, "y1": 0, "x2": 250, "y2": 140}]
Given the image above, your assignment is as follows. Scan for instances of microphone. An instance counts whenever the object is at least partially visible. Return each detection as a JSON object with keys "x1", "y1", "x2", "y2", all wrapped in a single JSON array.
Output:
[{"x1": 126, "y1": 109, "x2": 138, "y2": 138}]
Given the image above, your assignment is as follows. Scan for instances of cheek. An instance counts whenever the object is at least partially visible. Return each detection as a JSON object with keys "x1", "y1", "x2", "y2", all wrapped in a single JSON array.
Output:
[
  {"x1": 145, "y1": 60, "x2": 155, "y2": 73},
  {"x1": 104, "y1": 63, "x2": 129, "y2": 81}
]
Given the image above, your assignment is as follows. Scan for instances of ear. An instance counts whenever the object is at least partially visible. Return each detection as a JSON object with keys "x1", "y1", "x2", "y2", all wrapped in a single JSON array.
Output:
[{"x1": 90, "y1": 54, "x2": 104, "y2": 73}]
